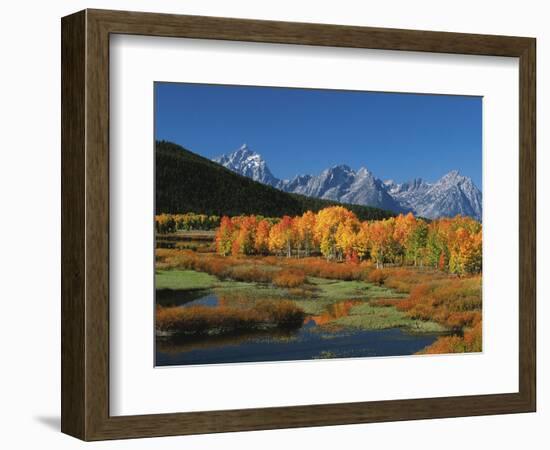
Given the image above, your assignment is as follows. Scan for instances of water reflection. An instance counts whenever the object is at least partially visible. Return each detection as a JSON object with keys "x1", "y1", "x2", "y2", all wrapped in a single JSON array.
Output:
[
  {"x1": 307, "y1": 300, "x2": 360, "y2": 326},
  {"x1": 156, "y1": 324, "x2": 442, "y2": 366},
  {"x1": 157, "y1": 328, "x2": 298, "y2": 354},
  {"x1": 155, "y1": 290, "x2": 444, "y2": 366},
  {"x1": 155, "y1": 288, "x2": 211, "y2": 307}
]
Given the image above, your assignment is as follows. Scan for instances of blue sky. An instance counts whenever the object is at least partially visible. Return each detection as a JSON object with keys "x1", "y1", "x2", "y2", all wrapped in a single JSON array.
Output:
[{"x1": 155, "y1": 82, "x2": 482, "y2": 187}]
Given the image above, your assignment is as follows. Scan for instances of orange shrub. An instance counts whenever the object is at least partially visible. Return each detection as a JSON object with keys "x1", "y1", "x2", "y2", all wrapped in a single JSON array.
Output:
[
  {"x1": 381, "y1": 268, "x2": 451, "y2": 292},
  {"x1": 463, "y1": 322, "x2": 482, "y2": 350},
  {"x1": 272, "y1": 270, "x2": 307, "y2": 288},
  {"x1": 228, "y1": 266, "x2": 273, "y2": 283},
  {"x1": 368, "y1": 269, "x2": 388, "y2": 286},
  {"x1": 156, "y1": 300, "x2": 305, "y2": 334},
  {"x1": 445, "y1": 311, "x2": 481, "y2": 329},
  {"x1": 421, "y1": 322, "x2": 482, "y2": 354},
  {"x1": 393, "y1": 275, "x2": 481, "y2": 330},
  {"x1": 155, "y1": 249, "x2": 279, "y2": 283},
  {"x1": 276, "y1": 257, "x2": 363, "y2": 281},
  {"x1": 419, "y1": 335, "x2": 466, "y2": 354}
]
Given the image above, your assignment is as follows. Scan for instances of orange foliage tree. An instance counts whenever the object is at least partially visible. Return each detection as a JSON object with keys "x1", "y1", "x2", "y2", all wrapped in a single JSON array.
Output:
[
  {"x1": 293, "y1": 211, "x2": 317, "y2": 257},
  {"x1": 254, "y1": 219, "x2": 272, "y2": 255},
  {"x1": 314, "y1": 206, "x2": 358, "y2": 260},
  {"x1": 335, "y1": 215, "x2": 361, "y2": 261},
  {"x1": 211, "y1": 208, "x2": 481, "y2": 275},
  {"x1": 215, "y1": 216, "x2": 234, "y2": 256},
  {"x1": 269, "y1": 216, "x2": 295, "y2": 257},
  {"x1": 232, "y1": 215, "x2": 257, "y2": 255},
  {"x1": 353, "y1": 221, "x2": 371, "y2": 261},
  {"x1": 369, "y1": 218, "x2": 396, "y2": 268}
]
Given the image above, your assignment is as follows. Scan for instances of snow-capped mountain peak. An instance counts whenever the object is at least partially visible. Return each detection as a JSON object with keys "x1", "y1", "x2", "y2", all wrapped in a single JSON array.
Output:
[
  {"x1": 330, "y1": 164, "x2": 353, "y2": 172},
  {"x1": 213, "y1": 144, "x2": 278, "y2": 186},
  {"x1": 390, "y1": 171, "x2": 482, "y2": 220},
  {"x1": 356, "y1": 167, "x2": 373, "y2": 178},
  {"x1": 439, "y1": 170, "x2": 463, "y2": 183},
  {"x1": 212, "y1": 145, "x2": 482, "y2": 220}
]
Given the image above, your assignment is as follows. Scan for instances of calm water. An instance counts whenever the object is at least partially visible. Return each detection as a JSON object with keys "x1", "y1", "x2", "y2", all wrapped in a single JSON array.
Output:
[{"x1": 155, "y1": 290, "x2": 443, "y2": 366}]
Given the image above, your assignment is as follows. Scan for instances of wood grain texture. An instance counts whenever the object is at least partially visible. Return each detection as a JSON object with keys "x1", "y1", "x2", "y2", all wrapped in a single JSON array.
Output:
[
  {"x1": 61, "y1": 9, "x2": 537, "y2": 441},
  {"x1": 518, "y1": 39, "x2": 536, "y2": 410},
  {"x1": 85, "y1": 10, "x2": 111, "y2": 439},
  {"x1": 61, "y1": 10, "x2": 86, "y2": 439},
  {"x1": 88, "y1": 8, "x2": 532, "y2": 56}
]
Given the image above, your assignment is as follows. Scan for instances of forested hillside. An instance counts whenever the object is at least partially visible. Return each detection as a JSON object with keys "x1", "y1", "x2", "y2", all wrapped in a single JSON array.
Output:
[{"x1": 155, "y1": 141, "x2": 396, "y2": 221}]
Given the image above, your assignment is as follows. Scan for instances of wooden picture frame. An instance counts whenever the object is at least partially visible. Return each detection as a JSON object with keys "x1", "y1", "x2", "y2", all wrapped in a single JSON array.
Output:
[{"x1": 61, "y1": 9, "x2": 536, "y2": 441}]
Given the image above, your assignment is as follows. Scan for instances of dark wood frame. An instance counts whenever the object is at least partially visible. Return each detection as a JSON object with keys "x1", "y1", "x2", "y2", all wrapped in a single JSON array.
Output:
[{"x1": 61, "y1": 8, "x2": 536, "y2": 441}]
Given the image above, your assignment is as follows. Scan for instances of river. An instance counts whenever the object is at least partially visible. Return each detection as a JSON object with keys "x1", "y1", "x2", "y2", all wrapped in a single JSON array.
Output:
[{"x1": 155, "y1": 290, "x2": 443, "y2": 366}]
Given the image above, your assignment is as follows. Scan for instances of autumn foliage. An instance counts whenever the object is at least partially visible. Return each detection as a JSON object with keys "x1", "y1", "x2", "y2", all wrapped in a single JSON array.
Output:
[
  {"x1": 156, "y1": 246, "x2": 482, "y2": 354},
  {"x1": 158, "y1": 206, "x2": 483, "y2": 355},
  {"x1": 395, "y1": 277, "x2": 482, "y2": 331},
  {"x1": 368, "y1": 269, "x2": 389, "y2": 286},
  {"x1": 272, "y1": 270, "x2": 307, "y2": 288},
  {"x1": 369, "y1": 268, "x2": 482, "y2": 354},
  {"x1": 156, "y1": 300, "x2": 306, "y2": 335},
  {"x1": 155, "y1": 212, "x2": 220, "y2": 233},
  {"x1": 418, "y1": 322, "x2": 482, "y2": 354},
  {"x1": 213, "y1": 207, "x2": 482, "y2": 276}
]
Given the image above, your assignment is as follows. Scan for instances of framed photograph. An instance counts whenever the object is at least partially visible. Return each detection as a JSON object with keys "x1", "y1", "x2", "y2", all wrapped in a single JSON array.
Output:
[{"x1": 61, "y1": 9, "x2": 536, "y2": 440}]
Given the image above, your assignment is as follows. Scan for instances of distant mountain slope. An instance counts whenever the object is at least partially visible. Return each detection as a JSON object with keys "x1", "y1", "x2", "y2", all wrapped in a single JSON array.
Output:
[
  {"x1": 215, "y1": 145, "x2": 407, "y2": 213},
  {"x1": 387, "y1": 171, "x2": 482, "y2": 220},
  {"x1": 215, "y1": 144, "x2": 482, "y2": 220},
  {"x1": 155, "y1": 141, "x2": 396, "y2": 220},
  {"x1": 282, "y1": 165, "x2": 407, "y2": 213}
]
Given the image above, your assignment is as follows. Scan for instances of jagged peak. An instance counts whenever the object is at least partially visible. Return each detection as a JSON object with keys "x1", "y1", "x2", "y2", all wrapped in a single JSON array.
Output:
[
  {"x1": 213, "y1": 143, "x2": 280, "y2": 186},
  {"x1": 435, "y1": 171, "x2": 481, "y2": 190},
  {"x1": 440, "y1": 170, "x2": 462, "y2": 181},
  {"x1": 214, "y1": 143, "x2": 262, "y2": 164},
  {"x1": 356, "y1": 167, "x2": 373, "y2": 177},
  {"x1": 327, "y1": 164, "x2": 354, "y2": 173},
  {"x1": 212, "y1": 146, "x2": 481, "y2": 220},
  {"x1": 234, "y1": 143, "x2": 255, "y2": 156}
]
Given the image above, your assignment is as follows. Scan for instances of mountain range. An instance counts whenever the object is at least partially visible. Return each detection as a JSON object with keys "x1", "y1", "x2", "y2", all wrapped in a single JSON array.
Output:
[
  {"x1": 213, "y1": 144, "x2": 482, "y2": 221},
  {"x1": 155, "y1": 141, "x2": 395, "y2": 221}
]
